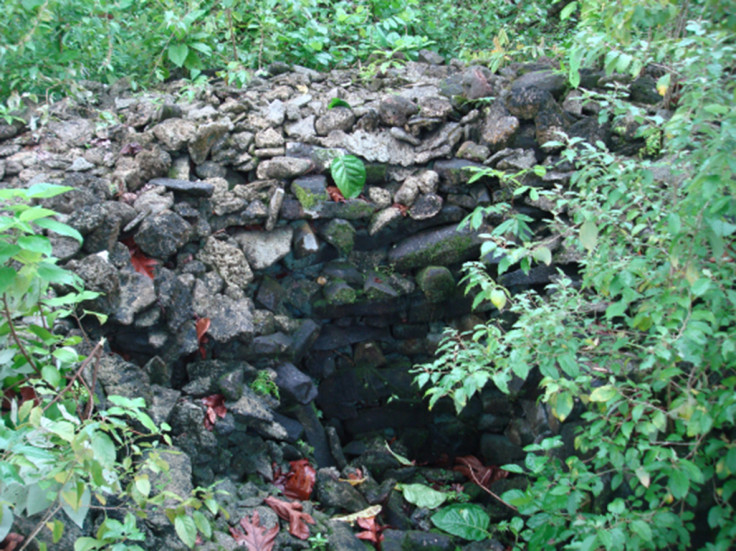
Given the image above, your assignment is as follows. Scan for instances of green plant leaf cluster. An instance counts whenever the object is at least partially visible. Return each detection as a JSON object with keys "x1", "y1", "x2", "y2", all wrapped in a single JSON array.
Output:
[{"x1": 415, "y1": 5, "x2": 736, "y2": 550}]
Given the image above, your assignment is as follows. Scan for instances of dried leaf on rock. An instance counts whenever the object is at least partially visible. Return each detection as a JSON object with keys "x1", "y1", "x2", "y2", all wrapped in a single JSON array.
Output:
[
  {"x1": 332, "y1": 505, "x2": 382, "y2": 524},
  {"x1": 229, "y1": 511, "x2": 279, "y2": 551},
  {"x1": 196, "y1": 317, "x2": 210, "y2": 359},
  {"x1": 264, "y1": 495, "x2": 315, "y2": 540},
  {"x1": 202, "y1": 393, "x2": 227, "y2": 431},
  {"x1": 272, "y1": 459, "x2": 316, "y2": 500},
  {"x1": 326, "y1": 185, "x2": 346, "y2": 203},
  {"x1": 454, "y1": 455, "x2": 508, "y2": 487},
  {"x1": 355, "y1": 516, "x2": 386, "y2": 549},
  {"x1": 122, "y1": 238, "x2": 158, "y2": 279}
]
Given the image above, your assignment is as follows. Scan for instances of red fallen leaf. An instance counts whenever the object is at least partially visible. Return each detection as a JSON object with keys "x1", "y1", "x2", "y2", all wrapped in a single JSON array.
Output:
[
  {"x1": 0, "y1": 532, "x2": 24, "y2": 551},
  {"x1": 230, "y1": 510, "x2": 279, "y2": 551},
  {"x1": 121, "y1": 238, "x2": 158, "y2": 279},
  {"x1": 391, "y1": 202, "x2": 409, "y2": 217},
  {"x1": 454, "y1": 455, "x2": 508, "y2": 487},
  {"x1": 355, "y1": 516, "x2": 386, "y2": 550},
  {"x1": 326, "y1": 185, "x2": 346, "y2": 203},
  {"x1": 201, "y1": 394, "x2": 227, "y2": 431},
  {"x1": 120, "y1": 142, "x2": 143, "y2": 156},
  {"x1": 272, "y1": 459, "x2": 317, "y2": 501},
  {"x1": 196, "y1": 317, "x2": 210, "y2": 359},
  {"x1": 264, "y1": 496, "x2": 315, "y2": 540}
]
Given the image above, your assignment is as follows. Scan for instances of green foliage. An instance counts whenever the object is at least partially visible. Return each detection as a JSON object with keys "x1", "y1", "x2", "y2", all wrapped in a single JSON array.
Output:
[
  {"x1": 250, "y1": 370, "x2": 280, "y2": 400},
  {"x1": 330, "y1": 154, "x2": 367, "y2": 199},
  {"x1": 396, "y1": 483, "x2": 449, "y2": 509},
  {"x1": 430, "y1": 503, "x2": 491, "y2": 541},
  {"x1": 0, "y1": 186, "x2": 211, "y2": 549},
  {"x1": 416, "y1": 7, "x2": 736, "y2": 550}
]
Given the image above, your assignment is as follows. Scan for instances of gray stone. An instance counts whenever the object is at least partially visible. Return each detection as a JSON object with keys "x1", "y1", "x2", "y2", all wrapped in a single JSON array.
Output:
[
  {"x1": 323, "y1": 280, "x2": 357, "y2": 305},
  {"x1": 511, "y1": 69, "x2": 567, "y2": 98},
  {"x1": 393, "y1": 177, "x2": 419, "y2": 206},
  {"x1": 315, "y1": 107, "x2": 355, "y2": 136},
  {"x1": 433, "y1": 158, "x2": 485, "y2": 189},
  {"x1": 47, "y1": 118, "x2": 95, "y2": 147},
  {"x1": 68, "y1": 157, "x2": 95, "y2": 172},
  {"x1": 497, "y1": 149, "x2": 537, "y2": 171},
  {"x1": 319, "y1": 218, "x2": 355, "y2": 256},
  {"x1": 322, "y1": 129, "x2": 415, "y2": 166},
  {"x1": 149, "y1": 177, "x2": 214, "y2": 196},
  {"x1": 135, "y1": 146, "x2": 171, "y2": 186},
  {"x1": 409, "y1": 193, "x2": 442, "y2": 220},
  {"x1": 480, "y1": 433, "x2": 525, "y2": 465},
  {"x1": 327, "y1": 521, "x2": 369, "y2": 551},
  {"x1": 379, "y1": 95, "x2": 419, "y2": 126},
  {"x1": 417, "y1": 49, "x2": 444, "y2": 65},
  {"x1": 265, "y1": 99, "x2": 286, "y2": 125},
  {"x1": 250, "y1": 332, "x2": 292, "y2": 357},
  {"x1": 114, "y1": 267, "x2": 157, "y2": 325},
  {"x1": 369, "y1": 206, "x2": 403, "y2": 236},
  {"x1": 66, "y1": 252, "x2": 120, "y2": 314},
  {"x1": 482, "y1": 100, "x2": 520, "y2": 149},
  {"x1": 228, "y1": 387, "x2": 289, "y2": 440},
  {"x1": 289, "y1": 319, "x2": 321, "y2": 363},
  {"x1": 235, "y1": 226, "x2": 293, "y2": 270},
  {"x1": 256, "y1": 156, "x2": 312, "y2": 180},
  {"x1": 418, "y1": 96, "x2": 453, "y2": 119},
  {"x1": 97, "y1": 354, "x2": 152, "y2": 404},
  {"x1": 387, "y1": 223, "x2": 490, "y2": 271},
  {"x1": 188, "y1": 119, "x2": 232, "y2": 164},
  {"x1": 192, "y1": 289, "x2": 255, "y2": 343},
  {"x1": 285, "y1": 115, "x2": 317, "y2": 141},
  {"x1": 416, "y1": 265, "x2": 455, "y2": 303},
  {"x1": 382, "y1": 530, "x2": 455, "y2": 551},
  {"x1": 275, "y1": 362, "x2": 318, "y2": 404},
  {"x1": 134, "y1": 210, "x2": 191, "y2": 259},
  {"x1": 152, "y1": 118, "x2": 196, "y2": 151},
  {"x1": 292, "y1": 219, "x2": 321, "y2": 258},
  {"x1": 197, "y1": 236, "x2": 254, "y2": 288},
  {"x1": 457, "y1": 140, "x2": 490, "y2": 162},
  {"x1": 265, "y1": 186, "x2": 284, "y2": 231},
  {"x1": 507, "y1": 86, "x2": 554, "y2": 120},
  {"x1": 255, "y1": 127, "x2": 284, "y2": 148},
  {"x1": 194, "y1": 161, "x2": 226, "y2": 179},
  {"x1": 389, "y1": 126, "x2": 422, "y2": 145},
  {"x1": 316, "y1": 468, "x2": 370, "y2": 512}
]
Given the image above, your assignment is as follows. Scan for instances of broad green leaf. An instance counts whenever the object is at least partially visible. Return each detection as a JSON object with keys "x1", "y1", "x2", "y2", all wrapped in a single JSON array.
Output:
[
  {"x1": 568, "y1": 46, "x2": 583, "y2": 88},
  {"x1": 0, "y1": 504, "x2": 13, "y2": 543},
  {"x1": 669, "y1": 469, "x2": 689, "y2": 499},
  {"x1": 385, "y1": 442, "x2": 414, "y2": 466},
  {"x1": 328, "y1": 98, "x2": 351, "y2": 109},
  {"x1": 134, "y1": 475, "x2": 151, "y2": 498},
  {"x1": 0, "y1": 267, "x2": 17, "y2": 293},
  {"x1": 174, "y1": 515, "x2": 197, "y2": 548},
  {"x1": 42, "y1": 364, "x2": 62, "y2": 388},
  {"x1": 37, "y1": 262, "x2": 79, "y2": 286},
  {"x1": 397, "y1": 483, "x2": 448, "y2": 509},
  {"x1": 691, "y1": 278, "x2": 710, "y2": 297},
  {"x1": 560, "y1": 1, "x2": 578, "y2": 20},
  {"x1": 168, "y1": 44, "x2": 189, "y2": 68},
  {"x1": 192, "y1": 510, "x2": 212, "y2": 538},
  {"x1": 26, "y1": 184, "x2": 74, "y2": 198},
  {"x1": 0, "y1": 243, "x2": 21, "y2": 263},
  {"x1": 18, "y1": 235, "x2": 52, "y2": 255},
  {"x1": 589, "y1": 385, "x2": 618, "y2": 402},
  {"x1": 34, "y1": 218, "x2": 84, "y2": 242},
  {"x1": 73, "y1": 537, "x2": 99, "y2": 551},
  {"x1": 61, "y1": 486, "x2": 91, "y2": 528},
  {"x1": 630, "y1": 519, "x2": 652, "y2": 542},
  {"x1": 431, "y1": 503, "x2": 489, "y2": 541},
  {"x1": 532, "y1": 246, "x2": 552, "y2": 265},
  {"x1": 635, "y1": 466, "x2": 650, "y2": 488},
  {"x1": 91, "y1": 432, "x2": 116, "y2": 466},
  {"x1": 331, "y1": 154, "x2": 366, "y2": 199},
  {"x1": 19, "y1": 206, "x2": 58, "y2": 223},
  {"x1": 490, "y1": 288, "x2": 507, "y2": 310},
  {"x1": 579, "y1": 220, "x2": 598, "y2": 252},
  {"x1": 656, "y1": 73, "x2": 671, "y2": 96},
  {"x1": 549, "y1": 391, "x2": 573, "y2": 422}
]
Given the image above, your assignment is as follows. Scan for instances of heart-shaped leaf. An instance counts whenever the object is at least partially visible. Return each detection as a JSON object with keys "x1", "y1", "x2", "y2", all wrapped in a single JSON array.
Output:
[{"x1": 331, "y1": 155, "x2": 365, "y2": 199}]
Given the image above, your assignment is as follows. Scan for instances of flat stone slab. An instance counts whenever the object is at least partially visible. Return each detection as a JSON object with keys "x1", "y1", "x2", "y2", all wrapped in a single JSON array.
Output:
[{"x1": 149, "y1": 177, "x2": 214, "y2": 196}]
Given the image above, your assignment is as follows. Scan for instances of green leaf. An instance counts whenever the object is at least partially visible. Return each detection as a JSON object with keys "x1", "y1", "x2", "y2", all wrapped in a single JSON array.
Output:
[
  {"x1": 490, "y1": 288, "x2": 507, "y2": 310},
  {"x1": 61, "y1": 485, "x2": 91, "y2": 528},
  {"x1": 73, "y1": 537, "x2": 100, "y2": 551},
  {"x1": 134, "y1": 475, "x2": 151, "y2": 498},
  {"x1": 328, "y1": 98, "x2": 351, "y2": 109},
  {"x1": 168, "y1": 44, "x2": 189, "y2": 68},
  {"x1": 397, "y1": 483, "x2": 449, "y2": 509},
  {"x1": 174, "y1": 515, "x2": 197, "y2": 548},
  {"x1": 691, "y1": 278, "x2": 710, "y2": 297},
  {"x1": 37, "y1": 262, "x2": 79, "y2": 286},
  {"x1": 50, "y1": 518, "x2": 64, "y2": 543},
  {"x1": 91, "y1": 432, "x2": 116, "y2": 466},
  {"x1": 19, "y1": 206, "x2": 58, "y2": 223},
  {"x1": 549, "y1": 391, "x2": 573, "y2": 422},
  {"x1": 0, "y1": 243, "x2": 22, "y2": 263},
  {"x1": 0, "y1": 267, "x2": 17, "y2": 294},
  {"x1": 192, "y1": 510, "x2": 211, "y2": 538},
  {"x1": 25, "y1": 184, "x2": 74, "y2": 199},
  {"x1": 568, "y1": 46, "x2": 583, "y2": 88},
  {"x1": 385, "y1": 442, "x2": 414, "y2": 466},
  {"x1": 630, "y1": 519, "x2": 652, "y2": 542},
  {"x1": 18, "y1": 235, "x2": 52, "y2": 255},
  {"x1": 589, "y1": 385, "x2": 618, "y2": 402},
  {"x1": 669, "y1": 469, "x2": 689, "y2": 500},
  {"x1": 42, "y1": 364, "x2": 62, "y2": 388},
  {"x1": 35, "y1": 218, "x2": 84, "y2": 242},
  {"x1": 532, "y1": 246, "x2": 552, "y2": 266},
  {"x1": 331, "y1": 154, "x2": 366, "y2": 199},
  {"x1": 579, "y1": 220, "x2": 598, "y2": 252},
  {"x1": 0, "y1": 504, "x2": 13, "y2": 543},
  {"x1": 560, "y1": 1, "x2": 578, "y2": 20},
  {"x1": 431, "y1": 503, "x2": 490, "y2": 541}
]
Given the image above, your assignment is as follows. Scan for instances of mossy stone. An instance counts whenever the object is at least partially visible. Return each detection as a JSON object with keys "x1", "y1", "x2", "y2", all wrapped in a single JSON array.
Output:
[{"x1": 416, "y1": 265, "x2": 456, "y2": 303}]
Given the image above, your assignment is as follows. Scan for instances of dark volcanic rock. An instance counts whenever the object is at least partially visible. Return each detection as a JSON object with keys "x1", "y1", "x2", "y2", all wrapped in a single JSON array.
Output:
[
  {"x1": 387, "y1": 223, "x2": 489, "y2": 271},
  {"x1": 135, "y1": 210, "x2": 192, "y2": 259}
]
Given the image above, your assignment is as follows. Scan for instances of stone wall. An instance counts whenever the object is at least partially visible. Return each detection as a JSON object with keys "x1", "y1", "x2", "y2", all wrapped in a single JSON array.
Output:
[{"x1": 0, "y1": 54, "x2": 665, "y2": 550}]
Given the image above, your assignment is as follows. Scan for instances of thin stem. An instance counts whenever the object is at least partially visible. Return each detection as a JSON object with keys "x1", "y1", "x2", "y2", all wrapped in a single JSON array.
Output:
[{"x1": 2, "y1": 294, "x2": 42, "y2": 376}]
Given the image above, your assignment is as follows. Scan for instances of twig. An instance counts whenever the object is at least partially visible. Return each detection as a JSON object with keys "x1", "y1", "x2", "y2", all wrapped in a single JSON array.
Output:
[
  {"x1": 467, "y1": 464, "x2": 518, "y2": 513},
  {"x1": 42, "y1": 338, "x2": 105, "y2": 417},
  {"x1": 2, "y1": 294, "x2": 42, "y2": 376}
]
